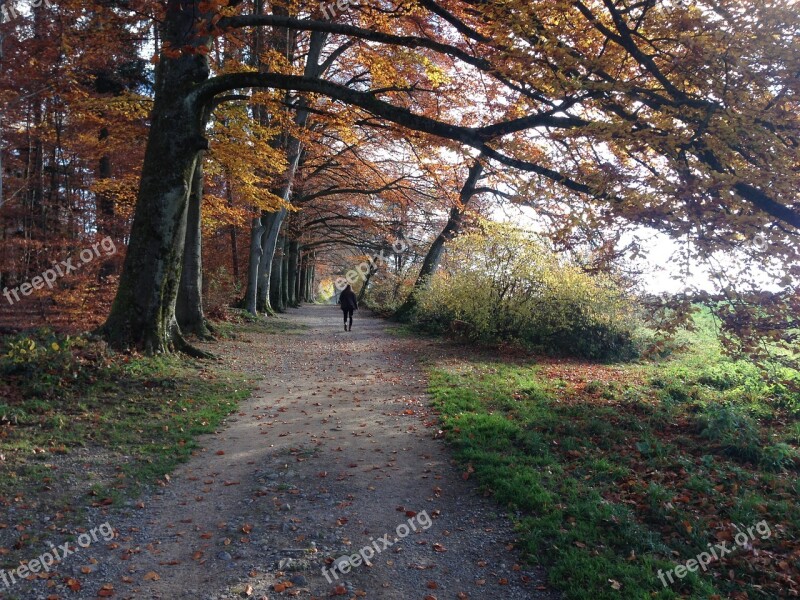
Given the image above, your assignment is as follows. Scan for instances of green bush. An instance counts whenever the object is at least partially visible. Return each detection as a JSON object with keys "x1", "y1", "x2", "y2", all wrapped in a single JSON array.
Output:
[{"x1": 412, "y1": 222, "x2": 640, "y2": 360}]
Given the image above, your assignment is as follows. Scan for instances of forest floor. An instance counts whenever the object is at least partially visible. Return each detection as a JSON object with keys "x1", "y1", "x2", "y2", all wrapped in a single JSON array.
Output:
[{"x1": 1, "y1": 304, "x2": 558, "y2": 600}]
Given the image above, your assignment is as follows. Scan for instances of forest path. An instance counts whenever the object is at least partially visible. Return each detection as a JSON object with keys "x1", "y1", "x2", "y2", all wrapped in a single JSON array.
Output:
[{"x1": 20, "y1": 305, "x2": 556, "y2": 600}]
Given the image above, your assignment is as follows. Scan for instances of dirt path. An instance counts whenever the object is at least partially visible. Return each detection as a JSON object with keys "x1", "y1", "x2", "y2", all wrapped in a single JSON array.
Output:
[{"x1": 8, "y1": 305, "x2": 557, "y2": 600}]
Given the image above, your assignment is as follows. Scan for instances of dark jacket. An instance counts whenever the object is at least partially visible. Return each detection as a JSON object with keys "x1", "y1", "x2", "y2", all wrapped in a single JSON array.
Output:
[{"x1": 339, "y1": 289, "x2": 358, "y2": 311}]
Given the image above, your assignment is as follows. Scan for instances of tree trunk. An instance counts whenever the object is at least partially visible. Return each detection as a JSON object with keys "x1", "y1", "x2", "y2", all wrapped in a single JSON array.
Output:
[
  {"x1": 101, "y1": 1, "x2": 214, "y2": 354},
  {"x1": 269, "y1": 235, "x2": 285, "y2": 312},
  {"x1": 394, "y1": 158, "x2": 484, "y2": 320},
  {"x1": 176, "y1": 156, "x2": 213, "y2": 339},
  {"x1": 256, "y1": 208, "x2": 285, "y2": 313},
  {"x1": 298, "y1": 252, "x2": 307, "y2": 302},
  {"x1": 308, "y1": 253, "x2": 316, "y2": 302},
  {"x1": 358, "y1": 264, "x2": 377, "y2": 303},
  {"x1": 246, "y1": 216, "x2": 267, "y2": 314},
  {"x1": 288, "y1": 240, "x2": 299, "y2": 307},
  {"x1": 281, "y1": 236, "x2": 290, "y2": 309}
]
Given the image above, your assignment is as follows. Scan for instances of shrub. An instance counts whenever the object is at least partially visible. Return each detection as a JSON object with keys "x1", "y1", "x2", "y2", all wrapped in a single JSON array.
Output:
[
  {"x1": 412, "y1": 222, "x2": 640, "y2": 360},
  {"x1": 0, "y1": 330, "x2": 109, "y2": 399},
  {"x1": 362, "y1": 270, "x2": 415, "y2": 316}
]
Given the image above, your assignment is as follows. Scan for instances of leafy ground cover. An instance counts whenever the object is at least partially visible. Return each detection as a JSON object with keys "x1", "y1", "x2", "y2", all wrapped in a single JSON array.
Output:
[
  {"x1": 0, "y1": 317, "x2": 261, "y2": 559},
  {"x1": 428, "y1": 310, "x2": 800, "y2": 599}
]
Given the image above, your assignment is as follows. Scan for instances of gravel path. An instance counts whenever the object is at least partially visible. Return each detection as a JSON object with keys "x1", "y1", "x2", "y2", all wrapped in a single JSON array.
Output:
[{"x1": 6, "y1": 305, "x2": 558, "y2": 600}]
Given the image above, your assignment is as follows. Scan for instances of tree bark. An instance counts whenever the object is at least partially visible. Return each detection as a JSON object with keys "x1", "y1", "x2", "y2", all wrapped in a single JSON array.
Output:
[
  {"x1": 176, "y1": 156, "x2": 213, "y2": 339},
  {"x1": 255, "y1": 208, "x2": 285, "y2": 313},
  {"x1": 308, "y1": 252, "x2": 316, "y2": 302},
  {"x1": 100, "y1": 1, "x2": 214, "y2": 354},
  {"x1": 288, "y1": 240, "x2": 299, "y2": 307},
  {"x1": 297, "y1": 251, "x2": 308, "y2": 304},
  {"x1": 245, "y1": 215, "x2": 266, "y2": 314},
  {"x1": 281, "y1": 236, "x2": 290, "y2": 309},
  {"x1": 269, "y1": 235, "x2": 285, "y2": 312}
]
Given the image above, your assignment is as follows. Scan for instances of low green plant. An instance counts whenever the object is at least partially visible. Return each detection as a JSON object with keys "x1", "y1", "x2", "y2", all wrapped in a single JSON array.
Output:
[
  {"x1": 0, "y1": 330, "x2": 109, "y2": 398},
  {"x1": 697, "y1": 404, "x2": 763, "y2": 463}
]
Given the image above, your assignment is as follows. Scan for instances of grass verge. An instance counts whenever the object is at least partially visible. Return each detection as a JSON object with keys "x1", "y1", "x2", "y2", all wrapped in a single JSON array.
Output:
[
  {"x1": 0, "y1": 324, "x2": 258, "y2": 558},
  {"x1": 428, "y1": 316, "x2": 799, "y2": 599}
]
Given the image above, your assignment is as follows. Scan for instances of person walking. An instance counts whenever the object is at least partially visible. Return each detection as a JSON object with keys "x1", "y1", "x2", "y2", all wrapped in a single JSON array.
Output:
[{"x1": 338, "y1": 284, "x2": 358, "y2": 331}]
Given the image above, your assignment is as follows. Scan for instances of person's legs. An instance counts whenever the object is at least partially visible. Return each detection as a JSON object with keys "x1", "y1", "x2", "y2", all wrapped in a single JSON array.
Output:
[
  {"x1": 348, "y1": 310, "x2": 353, "y2": 331},
  {"x1": 343, "y1": 310, "x2": 348, "y2": 331}
]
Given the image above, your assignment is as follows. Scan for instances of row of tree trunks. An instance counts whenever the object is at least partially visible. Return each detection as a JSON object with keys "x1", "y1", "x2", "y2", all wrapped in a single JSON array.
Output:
[
  {"x1": 244, "y1": 31, "x2": 327, "y2": 315},
  {"x1": 300, "y1": 250, "x2": 316, "y2": 302},
  {"x1": 266, "y1": 239, "x2": 316, "y2": 310}
]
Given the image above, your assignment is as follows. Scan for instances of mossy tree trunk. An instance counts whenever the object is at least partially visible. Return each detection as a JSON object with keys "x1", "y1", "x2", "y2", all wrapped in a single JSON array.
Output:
[{"x1": 100, "y1": 1, "x2": 214, "y2": 354}]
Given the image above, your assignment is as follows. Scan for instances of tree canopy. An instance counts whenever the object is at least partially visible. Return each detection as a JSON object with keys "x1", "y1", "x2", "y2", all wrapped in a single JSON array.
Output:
[{"x1": 0, "y1": 0, "x2": 797, "y2": 356}]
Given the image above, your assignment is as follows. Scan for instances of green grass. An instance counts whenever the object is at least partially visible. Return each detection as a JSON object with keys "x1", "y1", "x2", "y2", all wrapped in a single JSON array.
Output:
[
  {"x1": 0, "y1": 327, "x2": 257, "y2": 551},
  {"x1": 213, "y1": 310, "x2": 310, "y2": 337},
  {"x1": 427, "y1": 311, "x2": 800, "y2": 599}
]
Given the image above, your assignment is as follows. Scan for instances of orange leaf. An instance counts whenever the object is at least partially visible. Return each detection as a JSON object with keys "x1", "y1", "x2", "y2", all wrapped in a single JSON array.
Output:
[{"x1": 65, "y1": 578, "x2": 81, "y2": 592}]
